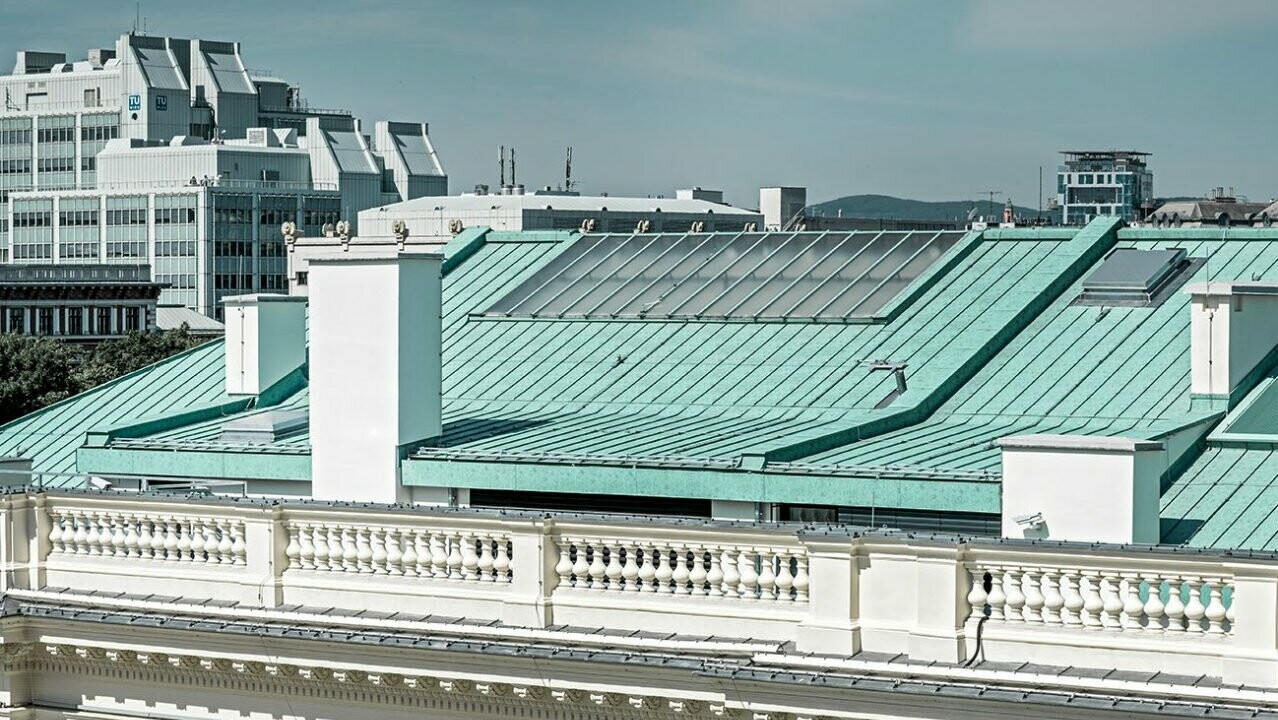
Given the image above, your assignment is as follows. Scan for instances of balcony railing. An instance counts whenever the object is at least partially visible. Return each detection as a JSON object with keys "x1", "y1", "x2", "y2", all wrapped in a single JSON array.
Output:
[
  {"x1": 2, "y1": 489, "x2": 1276, "y2": 687},
  {"x1": 89, "y1": 178, "x2": 339, "y2": 192}
]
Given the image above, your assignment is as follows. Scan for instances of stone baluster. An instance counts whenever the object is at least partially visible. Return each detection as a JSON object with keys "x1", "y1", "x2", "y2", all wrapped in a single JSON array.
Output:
[
  {"x1": 323, "y1": 527, "x2": 341, "y2": 572},
  {"x1": 967, "y1": 567, "x2": 988, "y2": 620},
  {"x1": 369, "y1": 528, "x2": 388, "y2": 574},
  {"x1": 217, "y1": 520, "x2": 235, "y2": 565},
  {"x1": 706, "y1": 548, "x2": 725, "y2": 597},
  {"x1": 638, "y1": 546, "x2": 657, "y2": 593},
  {"x1": 1121, "y1": 574, "x2": 1145, "y2": 630},
  {"x1": 413, "y1": 530, "x2": 430, "y2": 577},
  {"x1": 1004, "y1": 568, "x2": 1026, "y2": 623},
  {"x1": 738, "y1": 548, "x2": 759, "y2": 600},
  {"x1": 689, "y1": 547, "x2": 709, "y2": 596},
  {"x1": 654, "y1": 545, "x2": 673, "y2": 593},
  {"x1": 164, "y1": 518, "x2": 180, "y2": 561},
  {"x1": 46, "y1": 511, "x2": 64, "y2": 554},
  {"x1": 90, "y1": 515, "x2": 108, "y2": 558},
  {"x1": 671, "y1": 545, "x2": 691, "y2": 595},
  {"x1": 793, "y1": 553, "x2": 810, "y2": 603},
  {"x1": 555, "y1": 541, "x2": 574, "y2": 588},
  {"x1": 110, "y1": 517, "x2": 127, "y2": 558},
  {"x1": 447, "y1": 533, "x2": 465, "y2": 580},
  {"x1": 775, "y1": 551, "x2": 794, "y2": 601},
  {"x1": 493, "y1": 536, "x2": 511, "y2": 583},
  {"x1": 587, "y1": 543, "x2": 607, "y2": 590},
  {"x1": 306, "y1": 523, "x2": 324, "y2": 571},
  {"x1": 1060, "y1": 571, "x2": 1083, "y2": 626},
  {"x1": 175, "y1": 517, "x2": 193, "y2": 561},
  {"x1": 340, "y1": 526, "x2": 358, "y2": 573},
  {"x1": 355, "y1": 527, "x2": 373, "y2": 574},
  {"x1": 430, "y1": 532, "x2": 449, "y2": 578},
  {"x1": 1041, "y1": 571, "x2": 1064, "y2": 625},
  {"x1": 1080, "y1": 572, "x2": 1104, "y2": 629},
  {"x1": 133, "y1": 516, "x2": 152, "y2": 559},
  {"x1": 1205, "y1": 578, "x2": 1228, "y2": 635},
  {"x1": 985, "y1": 568, "x2": 1006, "y2": 621},
  {"x1": 757, "y1": 549, "x2": 777, "y2": 602},
  {"x1": 1099, "y1": 572, "x2": 1124, "y2": 629},
  {"x1": 621, "y1": 545, "x2": 640, "y2": 592},
  {"x1": 604, "y1": 543, "x2": 624, "y2": 591},
  {"x1": 477, "y1": 535, "x2": 495, "y2": 582},
  {"x1": 1142, "y1": 575, "x2": 1166, "y2": 632},
  {"x1": 392, "y1": 529, "x2": 410, "y2": 577},
  {"x1": 1163, "y1": 576, "x2": 1187, "y2": 632},
  {"x1": 1184, "y1": 577, "x2": 1206, "y2": 633},
  {"x1": 175, "y1": 520, "x2": 191, "y2": 561},
  {"x1": 1225, "y1": 584, "x2": 1236, "y2": 633},
  {"x1": 85, "y1": 513, "x2": 102, "y2": 557},
  {"x1": 720, "y1": 548, "x2": 740, "y2": 599},
  {"x1": 206, "y1": 520, "x2": 224, "y2": 564},
  {"x1": 569, "y1": 539, "x2": 589, "y2": 588},
  {"x1": 461, "y1": 534, "x2": 480, "y2": 581},
  {"x1": 231, "y1": 523, "x2": 246, "y2": 566},
  {"x1": 149, "y1": 516, "x2": 168, "y2": 560},
  {"x1": 285, "y1": 524, "x2": 303, "y2": 570},
  {"x1": 1022, "y1": 568, "x2": 1045, "y2": 623}
]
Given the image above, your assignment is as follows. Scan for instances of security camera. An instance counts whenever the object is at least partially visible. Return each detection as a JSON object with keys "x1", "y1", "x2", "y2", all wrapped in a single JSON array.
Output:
[{"x1": 1013, "y1": 512, "x2": 1045, "y2": 529}]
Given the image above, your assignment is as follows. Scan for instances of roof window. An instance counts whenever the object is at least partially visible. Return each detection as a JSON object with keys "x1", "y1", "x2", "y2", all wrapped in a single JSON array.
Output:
[
  {"x1": 485, "y1": 230, "x2": 966, "y2": 321},
  {"x1": 1074, "y1": 248, "x2": 1201, "y2": 307}
]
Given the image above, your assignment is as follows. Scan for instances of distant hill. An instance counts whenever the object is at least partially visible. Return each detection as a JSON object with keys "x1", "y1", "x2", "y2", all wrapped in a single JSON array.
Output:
[{"x1": 807, "y1": 194, "x2": 1040, "y2": 222}]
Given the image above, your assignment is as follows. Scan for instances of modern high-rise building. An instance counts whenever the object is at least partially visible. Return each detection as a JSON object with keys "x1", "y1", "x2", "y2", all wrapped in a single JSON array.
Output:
[
  {"x1": 0, "y1": 33, "x2": 447, "y2": 317},
  {"x1": 1056, "y1": 150, "x2": 1153, "y2": 225}
]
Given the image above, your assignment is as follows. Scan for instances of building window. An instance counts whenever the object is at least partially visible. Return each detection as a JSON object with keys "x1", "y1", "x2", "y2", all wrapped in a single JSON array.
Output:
[
  {"x1": 295, "y1": 271, "x2": 308, "y2": 287},
  {"x1": 7, "y1": 309, "x2": 23, "y2": 334},
  {"x1": 96, "y1": 307, "x2": 112, "y2": 335},
  {"x1": 66, "y1": 307, "x2": 83, "y2": 336},
  {"x1": 37, "y1": 308, "x2": 53, "y2": 335},
  {"x1": 124, "y1": 307, "x2": 141, "y2": 332}
]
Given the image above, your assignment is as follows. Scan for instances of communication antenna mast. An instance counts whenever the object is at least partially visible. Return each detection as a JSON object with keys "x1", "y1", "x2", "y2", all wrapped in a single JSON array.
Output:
[
  {"x1": 564, "y1": 147, "x2": 574, "y2": 192},
  {"x1": 499, "y1": 146, "x2": 505, "y2": 187},
  {"x1": 510, "y1": 147, "x2": 516, "y2": 187}
]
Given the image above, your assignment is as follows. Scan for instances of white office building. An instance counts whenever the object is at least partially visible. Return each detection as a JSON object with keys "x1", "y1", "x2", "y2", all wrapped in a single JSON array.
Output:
[{"x1": 0, "y1": 33, "x2": 447, "y2": 317}]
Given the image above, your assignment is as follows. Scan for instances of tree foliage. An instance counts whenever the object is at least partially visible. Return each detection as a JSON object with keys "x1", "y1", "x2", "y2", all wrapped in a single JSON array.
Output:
[{"x1": 0, "y1": 326, "x2": 207, "y2": 425}]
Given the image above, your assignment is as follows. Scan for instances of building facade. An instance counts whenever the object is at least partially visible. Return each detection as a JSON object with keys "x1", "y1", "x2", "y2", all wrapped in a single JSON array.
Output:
[
  {"x1": 1057, "y1": 150, "x2": 1153, "y2": 225},
  {"x1": 1, "y1": 33, "x2": 447, "y2": 318},
  {"x1": 0, "y1": 263, "x2": 160, "y2": 339}
]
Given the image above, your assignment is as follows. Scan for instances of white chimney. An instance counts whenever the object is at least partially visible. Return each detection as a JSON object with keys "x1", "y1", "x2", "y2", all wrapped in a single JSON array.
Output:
[
  {"x1": 998, "y1": 435, "x2": 1164, "y2": 544},
  {"x1": 1185, "y1": 282, "x2": 1278, "y2": 399},
  {"x1": 222, "y1": 294, "x2": 307, "y2": 396},
  {"x1": 308, "y1": 253, "x2": 442, "y2": 503}
]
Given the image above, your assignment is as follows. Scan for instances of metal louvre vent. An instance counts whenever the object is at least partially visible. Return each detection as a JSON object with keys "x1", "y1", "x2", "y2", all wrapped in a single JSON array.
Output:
[
  {"x1": 219, "y1": 409, "x2": 308, "y2": 444},
  {"x1": 485, "y1": 230, "x2": 966, "y2": 321},
  {"x1": 1074, "y1": 248, "x2": 1201, "y2": 308}
]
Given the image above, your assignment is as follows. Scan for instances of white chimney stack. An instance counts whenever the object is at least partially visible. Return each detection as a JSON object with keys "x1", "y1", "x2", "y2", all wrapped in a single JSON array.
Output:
[
  {"x1": 222, "y1": 294, "x2": 307, "y2": 396},
  {"x1": 998, "y1": 435, "x2": 1164, "y2": 544},
  {"x1": 1184, "y1": 282, "x2": 1278, "y2": 399},
  {"x1": 308, "y1": 253, "x2": 443, "y2": 504}
]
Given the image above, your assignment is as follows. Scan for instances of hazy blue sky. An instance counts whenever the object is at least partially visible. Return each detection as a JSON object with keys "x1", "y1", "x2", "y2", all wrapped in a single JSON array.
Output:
[{"x1": 2, "y1": 0, "x2": 1276, "y2": 209}]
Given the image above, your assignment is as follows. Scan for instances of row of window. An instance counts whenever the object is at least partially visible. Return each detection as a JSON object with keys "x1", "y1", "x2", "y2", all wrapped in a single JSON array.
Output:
[
  {"x1": 0, "y1": 159, "x2": 30, "y2": 175},
  {"x1": 36, "y1": 126, "x2": 76, "y2": 143},
  {"x1": 215, "y1": 240, "x2": 253, "y2": 257},
  {"x1": 157, "y1": 273, "x2": 197, "y2": 289},
  {"x1": 81, "y1": 124, "x2": 119, "y2": 142},
  {"x1": 37, "y1": 157, "x2": 76, "y2": 173},
  {"x1": 156, "y1": 240, "x2": 197, "y2": 257},
  {"x1": 214, "y1": 273, "x2": 255, "y2": 290},
  {"x1": 11, "y1": 211, "x2": 52, "y2": 228},
  {"x1": 3, "y1": 306, "x2": 142, "y2": 336},
  {"x1": 106, "y1": 208, "x2": 148, "y2": 226},
  {"x1": 10, "y1": 244, "x2": 52, "y2": 260},
  {"x1": 0, "y1": 129, "x2": 31, "y2": 145}
]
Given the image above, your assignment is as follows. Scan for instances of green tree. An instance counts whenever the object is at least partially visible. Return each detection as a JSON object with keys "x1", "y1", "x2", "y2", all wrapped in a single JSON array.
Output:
[
  {"x1": 73, "y1": 326, "x2": 206, "y2": 390},
  {"x1": 0, "y1": 334, "x2": 82, "y2": 423}
]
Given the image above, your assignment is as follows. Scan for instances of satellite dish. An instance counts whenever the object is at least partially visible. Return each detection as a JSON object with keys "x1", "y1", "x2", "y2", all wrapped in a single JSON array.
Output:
[{"x1": 967, "y1": 207, "x2": 978, "y2": 221}]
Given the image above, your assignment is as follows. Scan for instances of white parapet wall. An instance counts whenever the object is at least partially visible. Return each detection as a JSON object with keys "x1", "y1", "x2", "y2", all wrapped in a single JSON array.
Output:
[
  {"x1": 221, "y1": 294, "x2": 308, "y2": 396},
  {"x1": 998, "y1": 434, "x2": 1165, "y2": 545}
]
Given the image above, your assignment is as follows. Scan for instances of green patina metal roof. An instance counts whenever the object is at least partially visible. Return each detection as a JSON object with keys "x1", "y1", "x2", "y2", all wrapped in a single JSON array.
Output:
[{"x1": 21, "y1": 220, "x2": 1278, "y2": 550}]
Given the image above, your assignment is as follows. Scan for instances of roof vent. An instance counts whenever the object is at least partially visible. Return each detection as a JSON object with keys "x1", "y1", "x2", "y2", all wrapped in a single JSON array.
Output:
[
  {"x1": 219, "y1": 409, "x2": 308, "y2": 444},
  {"x1": 1075, "y1": 248, "x2": 1200, "y2": 307}
]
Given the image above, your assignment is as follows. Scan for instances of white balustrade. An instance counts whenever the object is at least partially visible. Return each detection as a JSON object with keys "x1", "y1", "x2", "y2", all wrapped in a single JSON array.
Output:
[
  {"x1": 966, "y1": 562, "x2": 1235, "y2": 636},
  {"x1": 46, "y1": 507, "x2": 245, "y2": 566},
  {"x1": 283, "y1": 520, "x2": 512, "y2": 583},
  {"x1": 552, "y1": 536, "x2": 807, "y2": 603}
]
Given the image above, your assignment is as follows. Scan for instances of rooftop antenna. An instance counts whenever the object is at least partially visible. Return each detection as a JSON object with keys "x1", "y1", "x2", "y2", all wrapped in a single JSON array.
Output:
[
  {"x1": 499, "y1": 146, "x2": 505, "y2": 187},
  {"x1": 564, "y1": 146, "x2": 574, "y2": 192},
  {"x1": 510, "y1": 147, "x2": 516, "y2": 187}
]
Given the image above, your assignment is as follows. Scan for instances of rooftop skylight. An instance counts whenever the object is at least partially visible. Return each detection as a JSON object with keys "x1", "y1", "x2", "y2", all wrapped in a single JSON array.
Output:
[
  {"x1": 485, "y1": 230, "x2": 966, "y2": 321},
  {"x1": 1074, "y1": 248, "x2": 1200, "y2": 307}
]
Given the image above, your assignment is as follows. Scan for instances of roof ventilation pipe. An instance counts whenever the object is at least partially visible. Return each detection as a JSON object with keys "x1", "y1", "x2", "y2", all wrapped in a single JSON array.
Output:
[
  {"x1": 308, "y1": 252, "x2": 443, "y2": 503},
  {"x1": 221, "y1": 294, "x2": 307, "y2": 396},
  {"x1": 1184, "y1": 281, "x2": 1278, "y2": 402}
]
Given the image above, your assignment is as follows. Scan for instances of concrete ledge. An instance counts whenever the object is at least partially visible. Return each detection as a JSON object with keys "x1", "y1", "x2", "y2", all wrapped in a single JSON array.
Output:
[
  {"x1": 996, "y1": 434, "x2": 1164, "y2": 452},
  {"x1": 1183, "y1": 281, "x2": 1278, "y2": 297},
  {"x1": 307, "y1": 251, "x2": 444, "y2": 264}
]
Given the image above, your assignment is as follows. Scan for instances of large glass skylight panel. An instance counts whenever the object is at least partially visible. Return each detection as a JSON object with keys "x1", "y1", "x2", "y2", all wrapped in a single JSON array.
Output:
[
  {"x1": 1074, "y1": 248, "x2": 1199, "y2": 307},
  {"x1": 486, "y1": 230, "x2": 966, "y2": 321}
]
